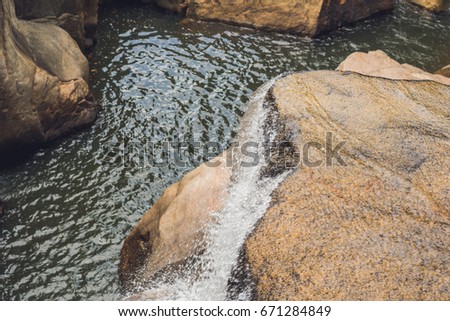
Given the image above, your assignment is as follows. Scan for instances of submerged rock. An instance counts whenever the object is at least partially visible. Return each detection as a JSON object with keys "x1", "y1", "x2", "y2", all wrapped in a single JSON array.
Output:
[
  {"x1": 243, "y1": 61, "x2": 450, "y2": 300},
  {"x1": 185, "y1": 0, "x2": 395, "y2": 37},
  {"x1": 14, "y1": 0, "x2": 98, "y2": 51},
  {"x1": 119, "y1": 153, "x2": 232, "y2": 290},
  {"x1": 407, "y1": 0, "x2": 449, "y2": 11},
  {"x1": 0, "y1": 0, "x2": 97, "y2": 165}
]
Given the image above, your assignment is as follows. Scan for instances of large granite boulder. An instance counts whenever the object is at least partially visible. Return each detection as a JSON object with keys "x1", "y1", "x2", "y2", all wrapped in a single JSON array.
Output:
[
  {"x1": 337, "y1": 50, "x2": 450, "y2": 85},
  {"x1": 0, "y1": 0, "x2": 97, "y2": 165},
  {"x1": 119, "y1": 153, "x2": 232, "y2": 289},
  {"x1": 242, "y1": 60, "x2": 450, "y2": 300},
  {"x1": 127, "y1": 0, "x2": 394, "y2": 37},
  {"x1": 185, "y1": 0, "x2": 395, "y2": 37},
  {"x1": 119, "y1": 49, "x2": 449, "y2": 299},
  {"x1": 407, "y1": 0, "x2": 449, "y2": 11},
  {"x1": 14, "y1": 0, "x2": 98, "y2": 51}
]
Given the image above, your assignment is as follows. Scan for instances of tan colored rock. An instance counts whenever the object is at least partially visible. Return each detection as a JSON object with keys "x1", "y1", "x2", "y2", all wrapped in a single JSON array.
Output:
[
  {"x1": 407, "y1": 0, "x2": 449, "y2": 11},
  {"x1": 185, "y1": 0, "x2": 394, "y2": 37},
  {"x1": 14, "y1": 0, "x2": 99, "y2": 51},
  {"x1": 119, "y1": 0, "x2": 394, "y2": 37},
  {"x1": 119, "y1": 153, "x2": 232, "y2": 289},
  {"x1": 337, "y1": 50, "x2": 450, "y2": 85},
  {"x1": 435, "y1": 64, "x2": 450, "y2": 78},
  {"x1": 244, "y1": 70, "x2": 450, "y2": 300},
  {"x1": 0, "y1": 0, "x2": 97, "y2": 165}
]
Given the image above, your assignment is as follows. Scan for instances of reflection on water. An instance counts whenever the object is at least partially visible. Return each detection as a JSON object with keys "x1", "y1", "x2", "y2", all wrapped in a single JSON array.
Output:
[{"x1": 0, "y1": 2, "x2": 449, "y2": 300}]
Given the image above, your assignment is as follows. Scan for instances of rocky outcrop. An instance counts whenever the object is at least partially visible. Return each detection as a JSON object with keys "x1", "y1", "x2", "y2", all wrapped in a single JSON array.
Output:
[
  {"x1": 407, "y1": 0, "x2": 449, "y2": 11},
  {"x1": 119, "y1": 49, "x2": 449, "y2": 299},
  {"x1": 126, "y1": 0, "x2": 394, "y2": 37},
  {"x1": 337, "y1": 50, "x2": 450, "y2": 85},
  {"x1": 435, "y1": 64, "x2": 450, "y2": 78},
  {"x1": 119, "y1": 153, "x2": 232, "y2": 289},
  {"x1": 185, "y1": 0, "x2": 395, "y2": 37},
  {"x1": 0, "y1": 0, "x2": 97, "y2": 165},
  {"x1": 243, "y1": 62, "x2": 450, "y2": 300},
  {"x1": 14, "y1": 0, "x2": 98, "y2": 51}
]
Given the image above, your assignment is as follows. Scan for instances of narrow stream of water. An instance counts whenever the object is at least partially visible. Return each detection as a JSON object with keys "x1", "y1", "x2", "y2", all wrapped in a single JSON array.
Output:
[
  {"x1": 0, "y1": 2, "x2": 449, "y2": 300},
  {"x1": 127, "y1": 79, "x2": 288, "y2": 300}
]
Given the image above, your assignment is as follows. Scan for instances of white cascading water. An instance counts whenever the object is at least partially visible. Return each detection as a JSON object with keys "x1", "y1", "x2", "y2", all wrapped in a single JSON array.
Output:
[{"x1": 129, "y1": 78, "x2": 288, "y2": 300}]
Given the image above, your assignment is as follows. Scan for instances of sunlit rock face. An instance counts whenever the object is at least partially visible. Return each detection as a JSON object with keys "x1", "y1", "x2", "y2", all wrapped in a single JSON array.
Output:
[
  {"x1": 242, "y1": 54, "x2": 450, "y2": 300},
  {"x1": 119, "y1": 153, "x2": 232, "y2": 290},
  {"x1": 13, "y1": 0, "x2": 98, "y2": 51},
  {"x1": 0, "y1": 0, "x2": 97, "y2": 165},
  {"x1": 185, "y1": 0, "x2": 395, "y2": 36},
  {"x1": 407, "y1": 0, "x2": 449, "y2": 12},
  {"x1": 122, "y1": 0, "x2": 395, "y2": 37},
  {"x1": 337, "y1": 50, "x2": 450, "y2": 85}
]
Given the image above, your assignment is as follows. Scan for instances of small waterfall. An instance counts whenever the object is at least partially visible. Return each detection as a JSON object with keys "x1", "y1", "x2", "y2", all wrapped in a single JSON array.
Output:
[{"x1": 128, "y1": 78, "x2": 289, "y2": 300}]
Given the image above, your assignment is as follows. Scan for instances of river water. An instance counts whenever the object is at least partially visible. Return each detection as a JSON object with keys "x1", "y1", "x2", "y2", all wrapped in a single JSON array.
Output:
[{"x1": 0, "y1": 2, "x2": 449, "y2": 300}]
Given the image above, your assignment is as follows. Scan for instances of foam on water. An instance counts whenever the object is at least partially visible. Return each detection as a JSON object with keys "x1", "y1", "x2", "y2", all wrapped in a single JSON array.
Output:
[{"x1": 129, "y1": 79, "x2": 288, "y2": 300}]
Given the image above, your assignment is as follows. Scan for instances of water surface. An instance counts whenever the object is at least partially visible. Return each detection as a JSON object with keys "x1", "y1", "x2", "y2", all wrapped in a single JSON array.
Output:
[{"x1": 0, "y1": 2, "x2": 449, "y2": 300}]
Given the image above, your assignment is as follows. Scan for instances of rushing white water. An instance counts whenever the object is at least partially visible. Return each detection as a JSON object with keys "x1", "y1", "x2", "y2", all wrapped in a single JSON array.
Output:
[{"x1": 128, "y1": 79, "x2": 289, "y2": 301}]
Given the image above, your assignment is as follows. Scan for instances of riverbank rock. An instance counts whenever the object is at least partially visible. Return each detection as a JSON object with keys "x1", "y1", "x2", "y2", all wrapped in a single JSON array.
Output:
[
  {"x1": 407, "y1": 0, "x2": 449, "y2": 11},
  {"x1": 14, "y1": 0, "x2": 98, "y2": 51},
  {"x1": 185, "y1": 0, "x2": 394, "y2": 37},
  {"x1": 337, "y1": 50, "x2": 450, "y2": 85},
  {"x1": 119, "y1": 153, "x2": 232, "y2": 289},
  {"x1": 0, "y1": 0, "x2": 97, "y2": 166},
  {"x1": 435, "y1": 64, "x2": 450, "y2": 78},
  {"x1": 99, "y1": 0, "x2": 393, "y2": 37},
  {"x1": 242, "y1": 62, "x2": 450, "y2": 300}
]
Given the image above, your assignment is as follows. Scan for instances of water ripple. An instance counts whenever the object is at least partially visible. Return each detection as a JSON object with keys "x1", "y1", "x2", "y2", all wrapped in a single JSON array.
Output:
[{"x1": 0, "y1": 2, "x2": 449, "y2": 300}]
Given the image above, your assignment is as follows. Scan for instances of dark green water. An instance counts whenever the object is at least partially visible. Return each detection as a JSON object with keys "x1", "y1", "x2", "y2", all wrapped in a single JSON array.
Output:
[{"x1": 0, "y1": 2, "x2": 449, "y2": 300}]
